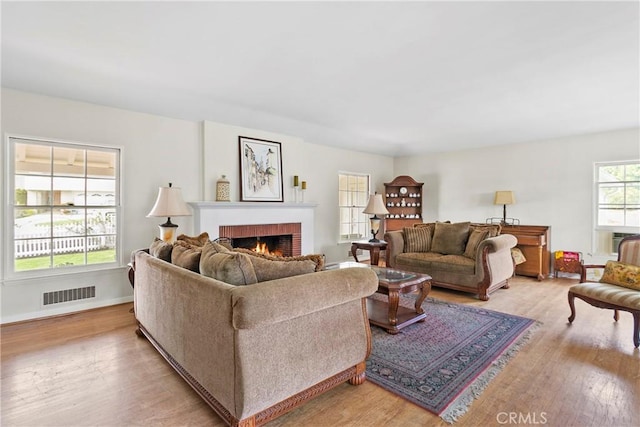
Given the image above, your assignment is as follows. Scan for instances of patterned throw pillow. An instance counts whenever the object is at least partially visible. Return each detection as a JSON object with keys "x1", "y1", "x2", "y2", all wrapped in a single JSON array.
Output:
[
  {"x1": 403, "y1": 226, "x2": 432, "y2": 253},
  {"x1": 149, "y1": 238, "x2": 173, "y2": 262},
  {"x1": 600, "y1": 260, "x2": 640, "y2": 290},
  {"x1": 463, "y1": 229, "x2": 489, "y2": 259},
  {"x1": 430, "y1": 221, "x2": 471, "y2": 255}
]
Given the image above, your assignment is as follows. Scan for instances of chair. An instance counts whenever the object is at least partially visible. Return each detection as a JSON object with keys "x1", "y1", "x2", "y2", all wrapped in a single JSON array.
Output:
[{"x1": 568, "y1": 235, "x2": 640, "y2": 348}]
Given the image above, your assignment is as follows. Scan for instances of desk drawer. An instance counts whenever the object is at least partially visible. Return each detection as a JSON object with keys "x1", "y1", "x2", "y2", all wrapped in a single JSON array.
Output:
[{"x1": 514, "y1": 234, "x2": 546, "y2": 246}]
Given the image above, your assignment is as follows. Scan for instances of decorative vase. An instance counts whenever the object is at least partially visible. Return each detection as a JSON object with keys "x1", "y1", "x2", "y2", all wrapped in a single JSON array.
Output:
[{"x1": 216, "y1": 175, "x2": 230, "y2": 202}]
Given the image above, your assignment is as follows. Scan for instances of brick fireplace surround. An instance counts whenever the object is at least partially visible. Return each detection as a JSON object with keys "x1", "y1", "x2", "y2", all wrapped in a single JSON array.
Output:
[{"x1": 188, "y1": 202, "x2": 317, "y2": 255}]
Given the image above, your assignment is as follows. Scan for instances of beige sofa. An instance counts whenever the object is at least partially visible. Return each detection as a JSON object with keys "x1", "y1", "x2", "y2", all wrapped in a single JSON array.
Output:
[
  {"x1": 132, "y1": 244, "x2": 378, "y2": 427},
  {"x1": 384, "y1": 222, "x2": 517, "y2": 301}
]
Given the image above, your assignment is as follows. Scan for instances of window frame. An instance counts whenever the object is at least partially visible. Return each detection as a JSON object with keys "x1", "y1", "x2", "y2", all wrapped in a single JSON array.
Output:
[
  {"x1": 338, "y1": 172, "x2": 371, "y2": 243},
  {"x1": 4, "y1": 134, "x2": 124, "y2": 280},
  {"x1": 593, "y1": 159, "x2": 640, "y2": 255}
]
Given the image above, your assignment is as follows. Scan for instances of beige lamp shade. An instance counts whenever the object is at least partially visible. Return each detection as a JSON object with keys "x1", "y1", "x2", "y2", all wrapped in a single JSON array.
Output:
[
  {"x1": 494, "y1": 191, "x2": 515, "y2": 205},
  {"x1": 363, "y1": 194, "x2": 390, "y2": 216},
  {"x1": 147, "y1": 183, "x2": 191, "y2": 242}
]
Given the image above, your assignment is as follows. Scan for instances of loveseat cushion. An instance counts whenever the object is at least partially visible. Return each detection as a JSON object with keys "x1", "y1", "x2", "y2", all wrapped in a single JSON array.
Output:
[
  {"x1": 200, "y1": 241, "x2": 258, "y2": 285},
  {"x1": 430, "y1": 221, "x2": 471, "y2": 255},
  {"x1": 396, "y1": 252, "x2": 475, "y2": 275},
  {"x1": 149, "y1": 238, "x2": 173, "y2": 262},
  {"x1": 600, "y1": 260, "x2": 640, "y2": 291},
  {"x1": 403, "y1": 225, "x2": 432, "y2": 252},
  {"x1": 171, "y1": 241, "x2": 203, "y2": 272}
]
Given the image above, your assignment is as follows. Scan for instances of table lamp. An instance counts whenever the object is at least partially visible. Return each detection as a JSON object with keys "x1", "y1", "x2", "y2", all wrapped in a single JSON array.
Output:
[
  {"x1": 363, "y1": 193, "x2": 390, "y2": 242},
  {"x1": 147, "y1": 182, "x2": 192, "y2": 242},
  {"x1": 494, "y1": 191, "x2": 515, "y2": 225}
]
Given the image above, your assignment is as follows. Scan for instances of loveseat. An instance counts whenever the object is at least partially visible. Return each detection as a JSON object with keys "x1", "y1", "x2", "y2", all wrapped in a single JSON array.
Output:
[
  {"x1": 132, "y1": 238, "x2": 378, "y2": 427},
  {"x1": 384, "y1": 222, "x2": 517, "y2": 300}
]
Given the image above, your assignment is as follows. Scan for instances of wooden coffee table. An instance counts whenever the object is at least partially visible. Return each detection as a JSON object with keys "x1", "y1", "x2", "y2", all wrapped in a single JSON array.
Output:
[{"x1": 325, "y1": 262, "x2": 431, "y2": 334}]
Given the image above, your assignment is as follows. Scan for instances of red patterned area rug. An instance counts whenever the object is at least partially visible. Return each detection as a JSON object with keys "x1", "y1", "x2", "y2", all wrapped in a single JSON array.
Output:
[{"x1": 366, "y1": 295, "x2": 539, "y2": 423}]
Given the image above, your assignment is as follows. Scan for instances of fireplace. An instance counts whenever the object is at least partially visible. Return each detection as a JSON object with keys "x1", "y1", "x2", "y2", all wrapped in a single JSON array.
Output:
[
  {"x1": 219, "y1": 223, "x2": 302, "y2": 257},
  {"x1": 188, "y1": 202, "x2": 316, "y2": 255}
]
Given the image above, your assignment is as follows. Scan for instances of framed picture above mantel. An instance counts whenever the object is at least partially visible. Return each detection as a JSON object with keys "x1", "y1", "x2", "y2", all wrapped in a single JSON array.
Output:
[{"x1": 239, "y1": 136, "x2": 284, "y2": 202}]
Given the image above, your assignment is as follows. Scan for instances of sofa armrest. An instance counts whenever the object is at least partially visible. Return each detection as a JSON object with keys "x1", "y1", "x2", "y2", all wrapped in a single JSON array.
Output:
[
  {"x1": 384, "y1": 230, "x2": 405, "y2": 268},
  {"x1": 231, "y1": 268, "x2": 378, "y2": 329},
  {"x1": 478, "y1": 234, "x2": 518, "y2": 255}
]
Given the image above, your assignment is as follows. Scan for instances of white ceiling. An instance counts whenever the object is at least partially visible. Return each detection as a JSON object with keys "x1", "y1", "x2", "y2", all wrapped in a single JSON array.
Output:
[{"x1": 2, "y1": 1, "x2": 639, "y2": 157}]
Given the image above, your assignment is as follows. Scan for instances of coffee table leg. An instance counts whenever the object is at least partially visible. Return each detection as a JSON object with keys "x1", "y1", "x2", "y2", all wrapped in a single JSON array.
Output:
[
  {"x1": 414, "y1": 280, "x2": 431, "y2": 317},
  {"x1": 387, "y1": 290, "x2": 400, "y2": 327}
]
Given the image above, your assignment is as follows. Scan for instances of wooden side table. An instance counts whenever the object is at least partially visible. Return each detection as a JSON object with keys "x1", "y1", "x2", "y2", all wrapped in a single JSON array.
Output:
[{"x1": 351, "y1": 240, "x2": 387, "y2": 266}]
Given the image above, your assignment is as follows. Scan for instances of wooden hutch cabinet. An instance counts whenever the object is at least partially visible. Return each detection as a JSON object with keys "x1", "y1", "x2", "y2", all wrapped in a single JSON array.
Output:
[{"x1": 384, "y1": 175, "x2": 424, "y2": 231}]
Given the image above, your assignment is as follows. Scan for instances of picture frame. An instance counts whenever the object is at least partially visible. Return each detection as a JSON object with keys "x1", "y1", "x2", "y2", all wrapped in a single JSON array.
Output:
[{"x1": 239, "y1": 136, "x2": 284, "y2": 202}]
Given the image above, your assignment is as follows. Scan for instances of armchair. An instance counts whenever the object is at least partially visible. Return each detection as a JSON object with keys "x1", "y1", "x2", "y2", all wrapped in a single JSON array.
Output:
[{"x1": 568, "y1": 234, "x2": 640, "y2": 348}]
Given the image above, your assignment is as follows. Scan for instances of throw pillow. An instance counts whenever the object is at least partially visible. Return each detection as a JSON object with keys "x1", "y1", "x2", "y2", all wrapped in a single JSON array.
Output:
[
  {"x1": 430, "y1": 221, "x2": 471, "y2": 255},
  {"x1": 171, "y1": 241, "x2": 203, "y2": 272},
  {"x1": 176, "y1": 232, "x2": 210, "y2": 247},
  {"x1": 149, "y1": 238, "x2": 173, "y2": 262},
  {"x1": 248, "y1": 257, "x2": 317, "y2": 282},
  {"x1": 233, "y1": 248, "x2": 325, "y2": 272},
  {"x1": 463, "y1": 229, "x2": 489, "y2": 259},
  {"x1": 200, "y1": 242, "x2": 257, "y2": 285},
  {"x1": 403, "y1": 226, "x2": 432, "y2": 252},
  {"x1": 600, "y1": 260, "x2": 640, "y2": 290},
  {"x1": 469, "y1": 223, "x2": 501, "y2": 238}
]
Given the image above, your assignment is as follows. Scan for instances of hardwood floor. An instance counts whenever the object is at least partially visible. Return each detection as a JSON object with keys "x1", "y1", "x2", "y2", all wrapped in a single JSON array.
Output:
[{"x1": 2, "y1": 275, "x2": 639, "y2": 427}]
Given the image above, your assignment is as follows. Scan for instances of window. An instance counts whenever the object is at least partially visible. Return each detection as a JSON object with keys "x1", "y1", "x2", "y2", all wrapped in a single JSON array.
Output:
[
  {"x1": 338, "y1": 173, "x2": 370, "y2": 241},
  {"x1": 594, "y1": 161, "x2": 640, "y2": 254},
  {"x1": 7, "y1": 136, "x2": 121, "y2": 275}
]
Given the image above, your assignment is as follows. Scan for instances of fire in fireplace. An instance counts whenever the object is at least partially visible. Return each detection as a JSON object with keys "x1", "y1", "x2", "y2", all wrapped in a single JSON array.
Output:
[{"x1": 231, "y1": 235, "x2": 292, "y2": 257}]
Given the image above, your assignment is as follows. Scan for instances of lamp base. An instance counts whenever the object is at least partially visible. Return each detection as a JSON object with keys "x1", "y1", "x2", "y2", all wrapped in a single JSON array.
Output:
[{"x1": 158, "y1": 223, "x2": 179, "y2": 242}]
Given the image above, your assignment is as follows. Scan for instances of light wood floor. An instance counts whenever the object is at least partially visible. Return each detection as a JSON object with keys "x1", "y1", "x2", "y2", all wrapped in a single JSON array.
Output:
[{"x1": 2, "y1": 275, "x2": 639, "y2": 427}]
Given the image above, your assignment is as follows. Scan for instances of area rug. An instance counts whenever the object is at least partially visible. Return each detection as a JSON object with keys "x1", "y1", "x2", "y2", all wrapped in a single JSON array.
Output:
[{"x1": 366, "y1": 295, "x2": 539, "y2": 423}]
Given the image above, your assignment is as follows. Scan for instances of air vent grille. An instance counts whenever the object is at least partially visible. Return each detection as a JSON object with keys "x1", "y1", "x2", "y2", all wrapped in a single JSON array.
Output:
[{"x1": 43, "y1": 286, "x2": 95, "y2": 306}]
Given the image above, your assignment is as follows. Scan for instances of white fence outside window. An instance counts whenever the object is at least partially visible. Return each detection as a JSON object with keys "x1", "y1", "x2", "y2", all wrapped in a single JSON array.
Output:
[{"x1": 15, "y1": 222, "x2": 116, "y2": 258}]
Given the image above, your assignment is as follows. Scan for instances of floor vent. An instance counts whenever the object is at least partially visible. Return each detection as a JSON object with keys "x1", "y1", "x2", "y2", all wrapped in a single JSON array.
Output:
[{"x1": 43, "y1": 286, "x2": 95, "y2": 306}]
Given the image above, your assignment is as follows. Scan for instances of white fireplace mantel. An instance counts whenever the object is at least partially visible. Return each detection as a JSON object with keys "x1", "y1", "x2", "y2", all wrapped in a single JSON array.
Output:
[{"x1": 188, "y1": 202, "x2": 318, "y2": 254}]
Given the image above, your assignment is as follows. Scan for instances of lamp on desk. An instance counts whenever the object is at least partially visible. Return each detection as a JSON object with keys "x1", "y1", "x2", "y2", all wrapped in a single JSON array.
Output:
[
  {"x1": 494, "y1": 190, "x2": 515, "y2": 225},
  {"x1": 147, "y1": 183, "x2": 192, "y2": 242},
  {"x1": 363, "y1": 193, "x2": 390, "y2": 242}
]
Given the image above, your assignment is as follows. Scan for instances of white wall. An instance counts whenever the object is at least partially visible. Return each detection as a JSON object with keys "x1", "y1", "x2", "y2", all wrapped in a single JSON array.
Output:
[
  {"x1": 201, "y1": 120, "x2": 394, "y2": 262},
  {"x1": 394, "y1": 128, "x2": 640, "y2": 264},
  {"x1": 1, "y1": 89, "x2": 202, "y2": 323},
  {"x1": 0, "y1": 89, "x2": 394, "y2": 322}
]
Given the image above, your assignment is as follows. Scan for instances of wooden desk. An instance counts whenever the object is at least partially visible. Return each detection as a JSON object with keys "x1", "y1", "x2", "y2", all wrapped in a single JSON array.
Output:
[
  {"x1": 351, "y1": 240, "x2": 387, "y2": 266},
  {"x1": 501, "y1": 225, "x2": 551, "y2": 281}
]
